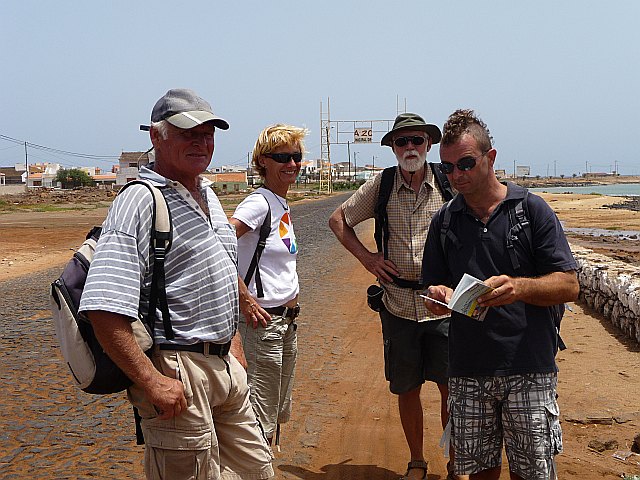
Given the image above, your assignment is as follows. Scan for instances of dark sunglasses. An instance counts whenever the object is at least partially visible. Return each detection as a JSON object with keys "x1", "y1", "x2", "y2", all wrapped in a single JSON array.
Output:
[
  {"x1": 263, "y1": 152, "x2": 303, "y2": 163},
  {"x1": 393, "y1": 136, "x2": 426, "y2": 147},
  {"x1": 438, "y1": 152, "x2": 488, "y2": 174}
]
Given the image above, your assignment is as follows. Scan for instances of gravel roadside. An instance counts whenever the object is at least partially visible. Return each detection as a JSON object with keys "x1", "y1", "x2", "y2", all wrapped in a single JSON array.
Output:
[{"x1": 0, "y1": 192, "x2": 353, "y2": 479}]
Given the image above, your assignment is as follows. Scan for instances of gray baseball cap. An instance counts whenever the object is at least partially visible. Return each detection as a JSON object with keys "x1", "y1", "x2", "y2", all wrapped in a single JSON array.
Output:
[{"x1": 151, "y1": 88, "x2": 229, "y2": 130}]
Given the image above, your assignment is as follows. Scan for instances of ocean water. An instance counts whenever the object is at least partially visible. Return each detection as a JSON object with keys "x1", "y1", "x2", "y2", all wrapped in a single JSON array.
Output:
[{"x1": 529, "y1": 183, "x2": 640, "y2": 196}]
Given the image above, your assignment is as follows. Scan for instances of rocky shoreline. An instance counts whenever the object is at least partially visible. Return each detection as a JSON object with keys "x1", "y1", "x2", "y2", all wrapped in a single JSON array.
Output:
[{"x1": 606, "y1": 196, "x2": 640, "y2": 212}]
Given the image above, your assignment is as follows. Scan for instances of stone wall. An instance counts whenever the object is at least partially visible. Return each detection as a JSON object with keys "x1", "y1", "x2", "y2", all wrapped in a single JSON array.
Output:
[
  {"x1": 0, "y1": 185, "x2": 27, "y2": 196},
  {"x1": 572, "y1": 245, "x2": 640, "y2": 344}
]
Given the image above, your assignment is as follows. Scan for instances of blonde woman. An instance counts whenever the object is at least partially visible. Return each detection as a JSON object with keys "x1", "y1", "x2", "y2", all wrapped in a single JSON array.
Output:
[{"x1": 230, "y1": 124, "x2": 307, "y2": 446}]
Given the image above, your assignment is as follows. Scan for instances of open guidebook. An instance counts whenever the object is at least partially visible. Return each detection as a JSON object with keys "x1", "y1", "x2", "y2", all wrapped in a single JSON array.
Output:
[{"x1": 421, "y1": 273, "x2": 494, "y2": 321}]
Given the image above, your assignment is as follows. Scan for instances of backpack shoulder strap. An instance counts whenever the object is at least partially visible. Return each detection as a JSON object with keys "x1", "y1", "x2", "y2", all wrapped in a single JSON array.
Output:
[
  {"x1": 373, "y1": 166, "x2": 396, "y2": 259},
  {"x1": 505, "y1": 190, "x2": 532, "y2": 273},
  {"x1": 504, "y1": 190, "x2": 566, "y2": 350},
  {"x1": 439, "y1": 198, "x2": 460, "y2": 254},
  {"x1": 118, "y1": 180, "x2": 173, "y2": 340},
  {"x1": 242, "y1": 192, "x2": 271, "y2": 298},
  {"x1": 429, "y1": 162, "x2": 455, "y2": 201}
]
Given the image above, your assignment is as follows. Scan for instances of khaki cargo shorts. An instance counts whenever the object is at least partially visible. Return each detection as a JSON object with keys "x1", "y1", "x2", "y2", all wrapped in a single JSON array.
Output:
[{"x1": 128, "y1": 348, "x2": 274, "y2": 480}]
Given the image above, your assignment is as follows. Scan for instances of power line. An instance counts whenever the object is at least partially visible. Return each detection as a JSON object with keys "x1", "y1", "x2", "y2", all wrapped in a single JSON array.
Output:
[{"x1": 0, "y1": 134, "x2": 120, "y2": 160}]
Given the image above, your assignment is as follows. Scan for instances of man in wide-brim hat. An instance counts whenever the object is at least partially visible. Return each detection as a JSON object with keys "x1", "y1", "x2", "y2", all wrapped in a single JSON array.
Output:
[{"x1": 330, "y1": 112, "x2": 456, "y2": 479}]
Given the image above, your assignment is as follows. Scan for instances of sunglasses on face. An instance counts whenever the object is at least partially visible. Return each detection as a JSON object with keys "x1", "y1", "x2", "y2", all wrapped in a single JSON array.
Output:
[
  {"x1": 438, "y1": 152, "x2": 488, "y2": 174},
  {"x1": 393, "y1": 136, "x2": 426, "y2": 147},
  {"x1": 263, "y1": 152, "x2": 303, "y2": 163}
]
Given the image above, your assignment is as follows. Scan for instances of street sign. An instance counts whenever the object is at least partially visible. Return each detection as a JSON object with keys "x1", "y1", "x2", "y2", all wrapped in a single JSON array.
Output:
[{"x1": 354, "y1": 128, "x2": 372, "y2": 143}]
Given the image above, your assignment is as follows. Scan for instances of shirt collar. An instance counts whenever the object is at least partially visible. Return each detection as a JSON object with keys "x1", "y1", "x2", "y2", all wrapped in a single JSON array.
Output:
[
  {"x1": 139, "y1": 163, "x2": 211, "y2": 189},
  {"x1": 449, "y1": 181, "x2": 526, "y2": 213},
  {"x1": 394, "y1": 163, "x2": 436, "y2": 192}
]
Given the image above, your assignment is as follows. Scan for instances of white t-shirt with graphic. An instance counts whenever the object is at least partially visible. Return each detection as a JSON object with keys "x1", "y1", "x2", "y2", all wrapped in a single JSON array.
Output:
[{"x1": 233, "y1": 187, "x2": 299, "y2": 308}]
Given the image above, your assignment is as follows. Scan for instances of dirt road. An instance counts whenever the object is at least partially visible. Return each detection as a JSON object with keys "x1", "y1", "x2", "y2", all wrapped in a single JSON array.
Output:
[{"x1": 1, "y1": 191, "x2": 639, "y2": 479}]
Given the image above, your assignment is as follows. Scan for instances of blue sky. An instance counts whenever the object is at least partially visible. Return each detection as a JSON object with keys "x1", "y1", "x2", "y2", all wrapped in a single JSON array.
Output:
[{"x1": 2, "y1": 1, "x2": 639, "y2": 176}]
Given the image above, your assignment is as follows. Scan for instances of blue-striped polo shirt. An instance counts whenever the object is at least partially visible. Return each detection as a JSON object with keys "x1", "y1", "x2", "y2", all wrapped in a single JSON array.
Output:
[{"x1": 79, "y1": 166, "x2": 238, "y2": 344}]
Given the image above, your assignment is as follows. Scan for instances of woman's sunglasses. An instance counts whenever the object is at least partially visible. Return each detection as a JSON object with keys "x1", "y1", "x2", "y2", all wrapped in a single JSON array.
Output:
[
  {"x1": 438, "y1": 151, "x2": 488, "y2": 174},
  {"x1": 263, "y1": 152, "x2": 303, "y2": 163},
  {"x1": 393, "y1": 136, "x2": 426, "y2": 148}
]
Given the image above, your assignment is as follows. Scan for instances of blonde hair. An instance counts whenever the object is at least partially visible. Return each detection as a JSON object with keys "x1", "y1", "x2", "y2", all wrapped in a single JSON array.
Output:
[{"x1": 252, "y1": 124, "x2": 309, "y2": 178}]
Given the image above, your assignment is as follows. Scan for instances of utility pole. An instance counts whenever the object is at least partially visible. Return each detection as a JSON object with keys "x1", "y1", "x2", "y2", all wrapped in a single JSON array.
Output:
[
  {"x1": 24, "y1": 142, "x2": 28, "y2": 185},
  {"x1": 247, "y1": 152, "x2": 251, "y2": 186},
  {"x1": 513, "y1": 159, "x2": 516, "y2": 179},
  {"x1": 354, "y1": 151, "x2": 358, "y2": 179},
  {"x1": 347, "y1": 141, "x2": 351, "y2": 181},
  {"x1": 554, "y1": 160, "x2": 557, "y2": 177}
]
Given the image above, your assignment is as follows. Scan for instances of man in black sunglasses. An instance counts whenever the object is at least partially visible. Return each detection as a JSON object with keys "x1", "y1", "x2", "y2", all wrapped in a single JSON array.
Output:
[
  {"x1": 330, "y1": 112, "x2": 454, "y2": 480},
  {"x1": 422, "y1": 109, "x2": 579, "y2": 480}
]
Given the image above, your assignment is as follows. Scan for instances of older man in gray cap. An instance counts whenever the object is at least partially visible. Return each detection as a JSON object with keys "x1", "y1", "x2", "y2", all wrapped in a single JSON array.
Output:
[
  {"x1": 80, "y1": 89, "x2": 274, "y2": 480},
  {"x1": 329, "y1": 113, "x2": 456, "y2": 480}
]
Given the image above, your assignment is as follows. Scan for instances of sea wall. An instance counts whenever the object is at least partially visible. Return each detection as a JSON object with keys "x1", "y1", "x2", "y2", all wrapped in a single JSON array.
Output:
[{"x1": 572, "y1": 245, "x2": 640, "y2": 344}]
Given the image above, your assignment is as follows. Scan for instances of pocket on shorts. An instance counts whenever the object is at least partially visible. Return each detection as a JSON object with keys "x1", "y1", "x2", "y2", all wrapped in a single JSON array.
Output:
[
  {"x1": 545, "y1": 398, "x2": 563, "y2": 455},
  {"x1": 144, "y1": 427, "x2": 212, "y2": 450},
  {"x1": 259, "y1": 316, "x2": 288, "y2": 342},
  {"x1": 144, "y1": 427, "x2": 212, "y2": 479},
  {"x1": 154, "y1": 350, "x2": 193, "y2": 403}
]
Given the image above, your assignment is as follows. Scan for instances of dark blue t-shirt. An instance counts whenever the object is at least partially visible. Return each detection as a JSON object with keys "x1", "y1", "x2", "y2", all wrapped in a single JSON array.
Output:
[{"x1": 422, "y1": 183, "x2": 577, "y2": 377}]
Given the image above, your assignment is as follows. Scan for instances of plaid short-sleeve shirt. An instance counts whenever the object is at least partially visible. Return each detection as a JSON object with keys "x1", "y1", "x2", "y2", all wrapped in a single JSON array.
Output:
[{"x1": 342, "y1": 166, "x2": 446, "y2": 322}]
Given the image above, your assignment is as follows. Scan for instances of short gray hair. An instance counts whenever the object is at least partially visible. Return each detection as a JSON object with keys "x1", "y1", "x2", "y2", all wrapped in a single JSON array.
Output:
[{"x1": 150, "y1": 120, "x2": 170, "y2": 140}]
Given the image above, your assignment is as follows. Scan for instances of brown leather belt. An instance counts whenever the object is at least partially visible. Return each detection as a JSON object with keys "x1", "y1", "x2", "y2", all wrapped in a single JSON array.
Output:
[{"x1": 158, "y1": 341, "x2": 231, "y2": 356}]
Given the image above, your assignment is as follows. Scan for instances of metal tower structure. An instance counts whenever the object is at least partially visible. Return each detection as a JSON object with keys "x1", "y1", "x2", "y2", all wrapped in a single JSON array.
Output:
[
  {"x1": 319, "y1": 99, "x2": 332, "y2": 193},
  {"x1": 319, "y1": 98, "x2": 399, "y2": 192}
]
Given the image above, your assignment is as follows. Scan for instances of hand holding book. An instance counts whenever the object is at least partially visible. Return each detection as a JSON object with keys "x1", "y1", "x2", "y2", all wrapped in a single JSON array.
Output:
[{"x1": 422, "y1": 273, "x2": 495, "y2": 321}]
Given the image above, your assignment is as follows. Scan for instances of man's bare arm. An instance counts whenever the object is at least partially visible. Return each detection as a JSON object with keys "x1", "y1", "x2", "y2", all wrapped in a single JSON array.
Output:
[
  {"x1": 478, "y1": 270, "x2": 579, "y2": 307},
  {"x1": 328, "y1": 206, "x2": 398, "y2": 282},
  {"x1": 88, "y1": 310, "x2": 187, "y2": 419}
]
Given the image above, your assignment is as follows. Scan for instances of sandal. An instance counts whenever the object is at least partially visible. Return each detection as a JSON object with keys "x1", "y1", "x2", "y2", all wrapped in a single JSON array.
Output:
[{"x1": 400, "y1": 460, "x2": 428, "y2": 480}]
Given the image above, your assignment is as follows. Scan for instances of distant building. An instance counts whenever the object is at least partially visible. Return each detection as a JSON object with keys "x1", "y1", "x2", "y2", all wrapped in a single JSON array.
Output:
[
  {"x1": 116, "y1": 151, "x2": 152, "y2": 185},
  {"x1": 495, "y1": 169, "x2": 507, "y2": 179},
  {"x1": 209, "y1": 165, "x2": 247, "y2": 173},
  {"x1": 26, "y1": 163, "x2": 60, "y2": 188},
  {"x1": 0, "y1": 166, "x2": 25, "y2": 185},
  {"x1": 201, "y1": 171, "x2": 248, "y2": 193},
  {"x1": 92, "y1": 173, "x2": 117, "y2": 187}
]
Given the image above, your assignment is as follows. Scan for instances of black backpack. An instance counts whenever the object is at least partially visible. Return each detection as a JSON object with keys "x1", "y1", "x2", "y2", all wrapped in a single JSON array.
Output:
[
  {"x1": 439, "y1": 189, "x2": 567, "y2": 350},
  {"x1": 242, "y1": 191, "x2": 272, "y2": 298},
  {"x1": 50, "y1": 180, "x2": 174, "y2": 395},
  {"x1": 373, "y1": 163, "x2": 455, "y2": 290}
]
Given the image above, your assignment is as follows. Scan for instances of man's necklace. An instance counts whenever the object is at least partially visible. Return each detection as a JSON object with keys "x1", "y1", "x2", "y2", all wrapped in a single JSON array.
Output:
[{"x1": 263, "y1": 186, "x2": 289, "y2": 211}]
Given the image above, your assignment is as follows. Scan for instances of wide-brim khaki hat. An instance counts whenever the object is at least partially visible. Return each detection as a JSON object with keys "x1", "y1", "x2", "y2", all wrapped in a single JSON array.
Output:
[{"x1": 381, "y1": 112, "x2": 441, "y2": 146}]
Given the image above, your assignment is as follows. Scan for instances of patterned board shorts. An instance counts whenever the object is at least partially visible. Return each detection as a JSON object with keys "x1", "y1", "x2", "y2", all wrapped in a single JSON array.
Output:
[{"x1": 448, "y1": 373, "x2": 562, "y2": 480}]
